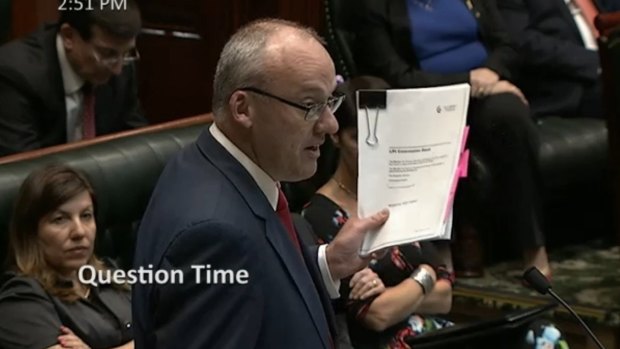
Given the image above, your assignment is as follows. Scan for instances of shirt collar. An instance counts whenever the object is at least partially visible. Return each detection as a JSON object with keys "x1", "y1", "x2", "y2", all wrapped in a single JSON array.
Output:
[
  {"x1": 209, "y1": 123, "x2": 279, "y2": 210},
  {"x1": 56, "y1": 34, "x2": 85, "y2": 95}
]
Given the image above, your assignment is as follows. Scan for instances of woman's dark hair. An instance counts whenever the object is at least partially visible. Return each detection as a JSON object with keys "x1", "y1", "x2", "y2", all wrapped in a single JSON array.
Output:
[
  {"x1": 307, "y1": 76, "x2": 391, "y2": 190},
  {"x1": 7, "y1": 164, "x2": 107, "y2": 302},
  {"x1": 334, "y1": 76, "x2": 391, "y2": 133},
  {"x1": 59, "y1": 0, "x2": 142, "y2": 40}
]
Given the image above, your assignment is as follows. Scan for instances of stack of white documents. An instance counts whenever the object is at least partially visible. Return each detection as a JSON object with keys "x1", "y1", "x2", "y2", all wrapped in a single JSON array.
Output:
[{"x1": 358, "y1": 84, "x2": 470, "y2": 255}]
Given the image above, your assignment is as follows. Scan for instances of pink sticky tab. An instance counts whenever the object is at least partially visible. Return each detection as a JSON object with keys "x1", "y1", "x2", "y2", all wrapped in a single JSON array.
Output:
[
  {"x1": 459, "y1": 149, "x2": 469, "y2": 178},
  {"x1": 444, "y1": 127, "x2": 470, "y2": 220},
  {"x1": 445, "y1": 165, "x2": 461, "y2": 220},
  {"x1": 460, "y1": 126, "x2": 470, "y2": 154},
  {"x1": 445, "y1": 147, "x2": 470, "y2": 220}
]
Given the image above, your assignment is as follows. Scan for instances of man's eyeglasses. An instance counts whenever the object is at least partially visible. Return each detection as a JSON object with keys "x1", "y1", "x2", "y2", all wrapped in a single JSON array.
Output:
[
  {"x1": 239, "y1": 87, "x2": 345, "y2": 121},
  {"x1": 92, "y1": 46, "x2": 140, "y2": 68}
]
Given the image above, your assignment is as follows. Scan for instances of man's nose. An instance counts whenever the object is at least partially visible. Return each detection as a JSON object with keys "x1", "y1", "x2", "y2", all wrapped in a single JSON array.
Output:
[{"x1": 316, "y1": 107, "x2": 339, "y2": 135}]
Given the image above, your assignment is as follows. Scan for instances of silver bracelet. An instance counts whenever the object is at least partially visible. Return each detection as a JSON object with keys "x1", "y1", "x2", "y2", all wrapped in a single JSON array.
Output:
[{"x1": 410, "y1": 267, "x2": 435, "y2": 295}]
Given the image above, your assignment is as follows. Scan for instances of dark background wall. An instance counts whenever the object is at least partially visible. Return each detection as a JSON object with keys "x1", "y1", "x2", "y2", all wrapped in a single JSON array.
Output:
[
  {"x1": 6, "y1": 0, "x2": 325, "y2": 124},
  {"x1": 0, "y1": 0, "x2": 10, "y2": 43},
  {"x1": 135, "y1": 0, "x2": 324, "y2": 123},
  {"x1": 9, "y1": 0, "x2": 59, "y2": 40}
]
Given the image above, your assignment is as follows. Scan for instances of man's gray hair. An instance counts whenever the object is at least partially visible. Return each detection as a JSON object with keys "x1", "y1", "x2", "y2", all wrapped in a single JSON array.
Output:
[{"x1": 212, "y1": 18, "x2": 325, "y2": 117}]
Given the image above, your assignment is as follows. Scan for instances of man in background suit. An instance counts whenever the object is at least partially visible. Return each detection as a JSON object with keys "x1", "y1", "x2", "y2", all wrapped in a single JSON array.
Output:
[
  {"x1": 498, "y1": 0, "x2": 604, "y2": 118},
  {"x1": 599, "y1": 0, "x2": 620, "y2": 11},
  {"x1": 131, "y1": 18, "x2": 389, "y2": 348},
  {"x1": 0, "y1": 0, "x2": 147, "y2": 157}
]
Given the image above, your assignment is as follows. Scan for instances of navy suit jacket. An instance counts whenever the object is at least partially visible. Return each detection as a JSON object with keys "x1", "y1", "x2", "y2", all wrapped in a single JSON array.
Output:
[
  {"x1": 132, "y1": 129, "x2": 336, "y2": 348},
  {"x1": 599, "y1": 0, "x2": 620, "y2": 11},
  {"x1": 497, "y1": 0, "x2": 601, "y2": 117},
  {"x1": 0, "y1": 24, "x2": 146, "y2": 156}
]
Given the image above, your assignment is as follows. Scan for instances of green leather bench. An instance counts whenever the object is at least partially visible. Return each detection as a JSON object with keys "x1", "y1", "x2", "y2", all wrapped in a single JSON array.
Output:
[{"x1": 0, "y1": 115, "x2": 211, "y2": 269}]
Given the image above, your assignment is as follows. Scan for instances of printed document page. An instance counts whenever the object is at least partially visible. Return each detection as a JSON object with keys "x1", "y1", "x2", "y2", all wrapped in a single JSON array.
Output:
[{"x1": 358, "y1": 84, "x2": 469, "y2": 255}]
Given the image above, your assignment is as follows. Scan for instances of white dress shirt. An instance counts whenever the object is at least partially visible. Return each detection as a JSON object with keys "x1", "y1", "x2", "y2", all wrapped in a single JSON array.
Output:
[
  {"x1": 565, "y1": 0, "x2": 598, "y2": 50},
  {"x1": 209, "y1": 123, "x2": 341, "y2": 298},
  {"x1": 56, "y1": 34, "x2": 87, "y2": 142}
]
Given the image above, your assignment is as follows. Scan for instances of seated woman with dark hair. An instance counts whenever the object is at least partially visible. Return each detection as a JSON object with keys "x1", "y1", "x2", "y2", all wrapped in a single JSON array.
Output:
[
  {"x1": 303, "y1": 76, "x2": 455, "y2": 349},
  {"x1": 355, "y1": 0, "x2": 551, "y2": 276},
  {"x1": 302, "y1": 76, "x2": 570, "y2": 349},
  {"x1": 0, "y1": 165, "x2": 133, "y2": 349}
]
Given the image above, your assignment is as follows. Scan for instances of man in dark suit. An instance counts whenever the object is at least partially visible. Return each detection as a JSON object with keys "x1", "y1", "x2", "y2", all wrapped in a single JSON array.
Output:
[
  {"x1": 131, "y1": 19, "x2": 389, "y2": 348},
  {"x1": 498, "y1": 0, "x2": 604, "y2": 118},
  {"x1": 0, "y1": 0, "x2": 147, "y2": 157},
  {"x1": 600, "y1": 0, "x2": 620, "y2": 11}
]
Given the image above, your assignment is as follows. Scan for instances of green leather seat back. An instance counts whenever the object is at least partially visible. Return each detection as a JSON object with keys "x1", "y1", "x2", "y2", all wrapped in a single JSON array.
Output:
[{"x1": 0, "y1": 123, "x2": 207, "y2": 269}]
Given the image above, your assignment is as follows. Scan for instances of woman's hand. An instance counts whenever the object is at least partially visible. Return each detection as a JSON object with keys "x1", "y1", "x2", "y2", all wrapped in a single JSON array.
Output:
[
  {"x1": 349, "y1": 267, "x2": 385, "y2": 300},
  {"x1": 471, "y1": 78, "x2": 528, "y2": 105},
  {"x1": 58, "y1": 326, "x2": 91, "y2": 349},
  {"x1": 487, "y1": 80, "x2": 528, "y2": 105},
  {"x1": 469, "y1": 67, "x2": 499, "y2": 93}
]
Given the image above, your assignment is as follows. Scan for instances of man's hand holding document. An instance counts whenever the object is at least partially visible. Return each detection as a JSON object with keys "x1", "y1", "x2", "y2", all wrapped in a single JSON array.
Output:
[{"x1": 358, "y1": 84, "x2": 470, "y2": 255}]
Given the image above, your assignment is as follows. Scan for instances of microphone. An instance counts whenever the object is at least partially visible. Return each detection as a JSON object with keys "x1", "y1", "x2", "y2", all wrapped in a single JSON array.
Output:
[{"x1": 523, "y1": 267, "x2": 606, "y2": 349}]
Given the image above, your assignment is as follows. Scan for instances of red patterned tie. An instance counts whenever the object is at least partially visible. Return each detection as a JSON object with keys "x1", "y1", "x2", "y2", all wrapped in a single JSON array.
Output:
[
  {"x1": 276, "y1": 188, "x2": 302, "y2": 253},
  {"x1": 82, "y1": 85, "x2": 96, "y2": 139}
]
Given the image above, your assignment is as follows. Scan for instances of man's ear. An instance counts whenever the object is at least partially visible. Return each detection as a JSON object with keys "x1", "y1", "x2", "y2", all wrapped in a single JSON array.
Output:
[
  {"x1": 228, "y1": 90, "x2": 253, "y2": 128},
  {"x1": 59, "y1": 23, "x2": 77, "y2": 51}
]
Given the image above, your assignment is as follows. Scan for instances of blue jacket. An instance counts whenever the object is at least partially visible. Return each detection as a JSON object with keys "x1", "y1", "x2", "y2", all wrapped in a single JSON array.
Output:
[{"x1": 132, "y1": 128, "x2": 336, "y2": 348}]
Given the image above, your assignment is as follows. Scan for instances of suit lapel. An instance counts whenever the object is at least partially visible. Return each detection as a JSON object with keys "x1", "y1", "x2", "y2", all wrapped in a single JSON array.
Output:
[
  {"x1": 94, "y1": 83, "x2": 116, "y2": 135},
  {"x1": 264, "y1": 218, "x2": 331, "y2": 348},
  {"x1": 293, "y1": 215, "x2": 338, "y2": 339},
  {"x1": 197, "y1": 130, "x2": 331, "y2": 348},
  {"x1": 196, "y1": 130, "x2": 272, "y2": 219},
  {"x1": 301, "y1": 244, "x2": 338, "y2": 342},
  {"x1": 41, "y1": 25, "x2": 69, "y2": 140},
  {"x1": 556, "y1": 0, "x2": 586, "y2": 41}
]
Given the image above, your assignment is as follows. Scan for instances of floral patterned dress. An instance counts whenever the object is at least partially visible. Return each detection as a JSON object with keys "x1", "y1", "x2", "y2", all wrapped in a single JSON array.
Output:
[{"x1": 302, "y1": 194, "x2": 570, "y2": 349}]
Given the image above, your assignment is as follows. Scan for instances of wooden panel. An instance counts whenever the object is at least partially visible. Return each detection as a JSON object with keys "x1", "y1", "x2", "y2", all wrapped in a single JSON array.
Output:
[
  {"x1": 139, "y1": 0, "x2": 202, "y2": 30},
  {"x1": 135, "y1": 0, "x2": 232, "y2": 123},
  {"x1": 135, "y1": 0, "x2": 325, "y2": 124},
  {"x1": 277, "y1": 0, "x2": 324, "y2": 32},
  {"x1": 0, "y1": 114, "x2": 212, "y2": 165},
  {"x1": 136, "y1": 30, "x2": 214, "y2": 123},
  {"x1": 10, "y1": 0, "x2": 58, "y2": 39}
]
